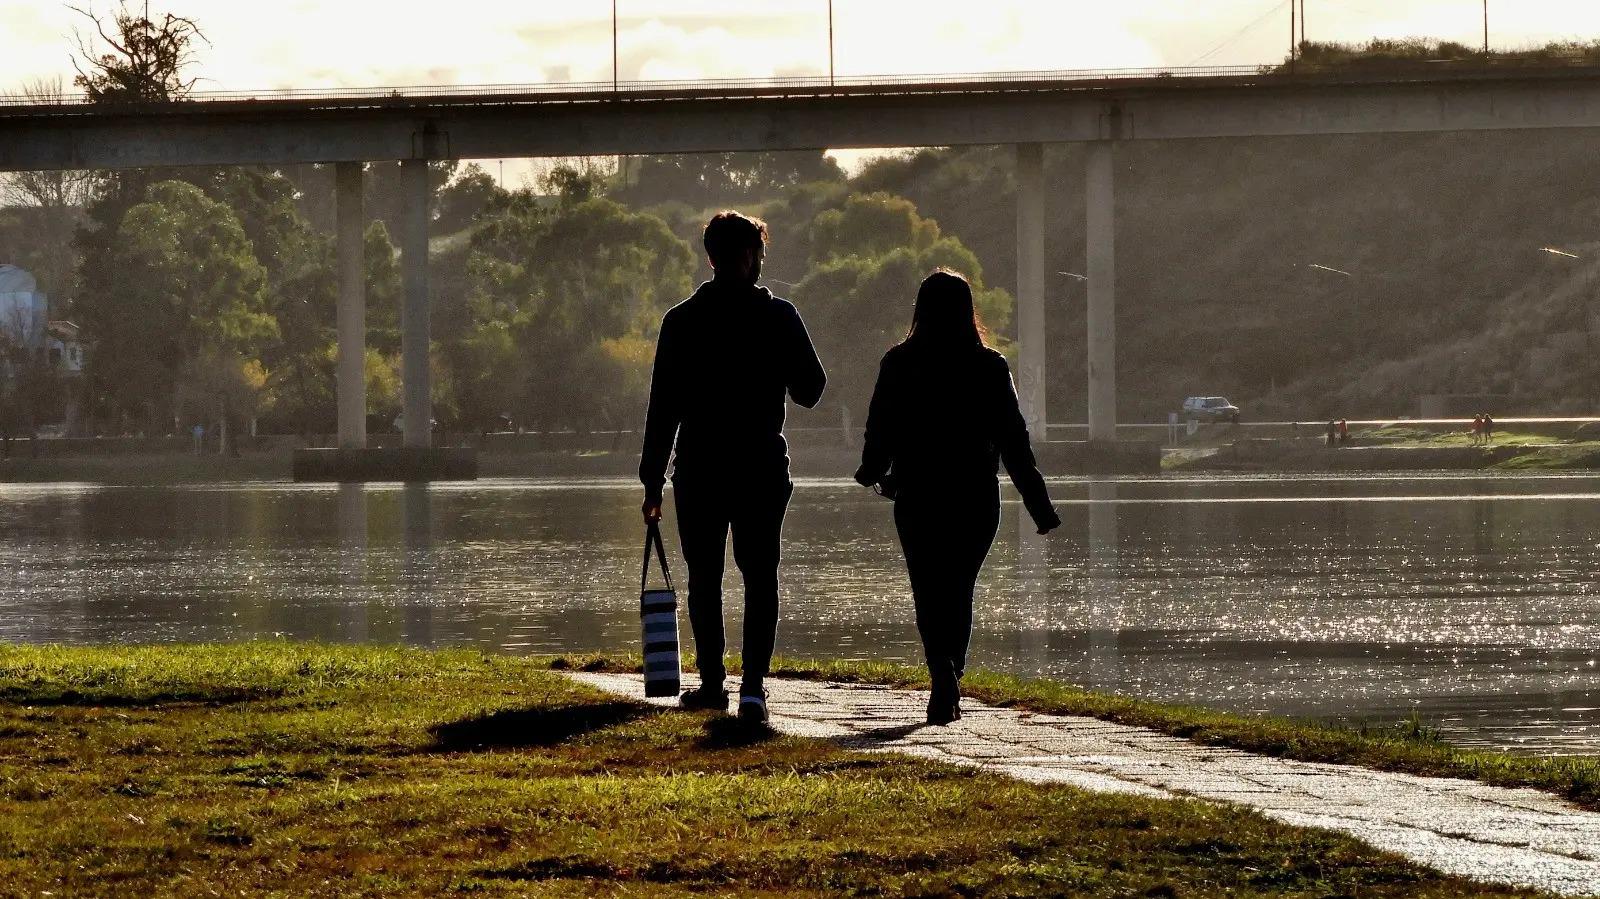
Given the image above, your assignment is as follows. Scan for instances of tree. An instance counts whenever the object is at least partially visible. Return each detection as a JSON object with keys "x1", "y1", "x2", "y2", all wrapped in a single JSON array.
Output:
[
  {"x1": 83, "y1": 181, "x2": 274, "y2": 433},
  {"x1": 540, "y1": 159, "x2": 614, "y2": 207},
  {"x1": 435, "y1": 163, "x2": 507, "y2": 234},
  {"x1": 0, "y1": 79, "x2": 92, "y2": 300},
  {"x1": 613, "y1": 151, "x2": 844, "y2": 209},
  {"x1": 458, "y1": 197, "x2": 696, "y2": 431},
  {"x1": 0, "y1": 315, "x2": 64, "y2": 455},
  {"x1": 793, "y1": 193, "x2": 1013, "y2": 417},
  {"x1": 70, "y1": 1, "x2": 207, "y2": 103}
]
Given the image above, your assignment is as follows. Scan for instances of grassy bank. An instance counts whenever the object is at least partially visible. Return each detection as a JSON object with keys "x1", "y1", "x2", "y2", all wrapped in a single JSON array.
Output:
[
  {"x1": 1360, "y1": 426, "x2": 1600, "y2": 470},
  {"x1": 0, "y1": 643, "x2": 1544, "y2": 897}
]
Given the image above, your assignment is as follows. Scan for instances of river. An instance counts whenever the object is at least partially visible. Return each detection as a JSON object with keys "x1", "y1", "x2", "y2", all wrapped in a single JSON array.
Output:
[{"x1": 2, "y1": 473, "x2": 1598, "y2": 754}]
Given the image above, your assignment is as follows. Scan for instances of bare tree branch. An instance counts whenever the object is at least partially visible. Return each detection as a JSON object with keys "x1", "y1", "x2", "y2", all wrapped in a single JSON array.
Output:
[{"x1": 68, "y1": 2, "x2": 207, "y2": 103}]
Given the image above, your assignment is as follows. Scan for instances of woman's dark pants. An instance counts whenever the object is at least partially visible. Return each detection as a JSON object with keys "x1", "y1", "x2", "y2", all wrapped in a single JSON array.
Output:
[
  {"x1": 673, "y1": 479, "x2": 794, "y2": 697},
  {"x1": 894, "y1": 485, "x2": 1001, "y2": 677}
]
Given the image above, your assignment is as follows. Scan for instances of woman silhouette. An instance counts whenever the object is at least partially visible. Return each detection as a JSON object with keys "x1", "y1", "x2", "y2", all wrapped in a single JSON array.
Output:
[{"x1": 854, "y1": 269, "x2": 1061, "y2": 724}]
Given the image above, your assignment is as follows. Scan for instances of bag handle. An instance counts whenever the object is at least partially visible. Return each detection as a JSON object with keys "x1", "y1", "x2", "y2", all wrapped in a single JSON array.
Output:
[{"x1": 641, "y1": 521, "x2": 674, "y2": 593}]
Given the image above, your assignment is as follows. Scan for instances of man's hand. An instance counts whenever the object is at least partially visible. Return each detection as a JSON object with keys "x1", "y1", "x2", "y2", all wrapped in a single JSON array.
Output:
[{"x1": 642, "y1": 499, "x2": 663, "y2": 524}]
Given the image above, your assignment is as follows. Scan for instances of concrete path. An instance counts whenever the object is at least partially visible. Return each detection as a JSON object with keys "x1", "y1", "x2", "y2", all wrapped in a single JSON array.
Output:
[{"x1": 568, "y1": 672, "x2": 1600, "y2": 896}]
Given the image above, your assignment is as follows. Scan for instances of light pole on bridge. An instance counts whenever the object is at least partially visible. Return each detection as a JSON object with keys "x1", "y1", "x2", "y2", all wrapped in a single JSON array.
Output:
[{"x1": 828, "y1": 0, "x2": 835, "y2": 87}]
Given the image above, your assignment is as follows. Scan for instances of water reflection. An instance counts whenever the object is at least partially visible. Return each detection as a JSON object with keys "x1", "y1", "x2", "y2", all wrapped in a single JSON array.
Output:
[
  {"x1": 4, "y1": 474, "x2": 1600, "y2": 753},
  {"x1": 402, "y1": 482, "x2": 434, "y2": 646},
  {"x1": 337, "y1": 484, "x2": 368, "y2": 641},
  {"x1": 1013, "y1": 492, "x2": 1050, "y2": 668},
  {"x1": 1086, "y1": 479, "x2": 1123, "y2": 690}
]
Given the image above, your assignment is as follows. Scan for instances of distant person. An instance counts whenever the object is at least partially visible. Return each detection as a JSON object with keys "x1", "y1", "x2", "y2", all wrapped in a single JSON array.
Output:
[
  {"x1": 1483, "y1": 413, "x2": 1495, "y2": 444},
  {"x1": 854, "y1": 270, "x2": 1061, "y2": 725},
  {"x1": 640, "y1": 210, "x2": 826, "y2": 724},
  {"x1": 1471, "y1": 413, "x2": 1484, "y2": 446},
  {"x1": 1338, "y1": 419, "x2": 1350, "y2": 444},
  {"x1": 1326, "y1": 420, "x2": 1337, "y2": 447},
  {"x1": 192, "y1": 423, "x2": 205, "y2": 455}
]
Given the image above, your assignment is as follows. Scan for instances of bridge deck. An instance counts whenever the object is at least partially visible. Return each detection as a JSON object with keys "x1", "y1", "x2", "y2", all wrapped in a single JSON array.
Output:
[{"x1": 8, "y1": 61, "x2": 1600, "y2": 119}]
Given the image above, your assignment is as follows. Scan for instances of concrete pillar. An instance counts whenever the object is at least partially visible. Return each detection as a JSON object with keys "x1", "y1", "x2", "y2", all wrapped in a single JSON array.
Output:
[
  {"x1": 400, "y1": 159, "x2": 431, "y2": 448},
  {"x1": 1015, "y1": 143, "x2": 1047, "y2": 443},
  {"x1": 335, "y1": 162, "x2": 367, "y2": 448},
  {"x1": 1086, "y1": 141, "x2": 1117, "y2": 442}
]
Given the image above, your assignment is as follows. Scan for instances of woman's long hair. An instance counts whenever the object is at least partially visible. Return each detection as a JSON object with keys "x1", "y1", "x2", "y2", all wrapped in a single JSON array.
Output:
[{"x1": 903, "y1": 269, "x2": 988, "y2": 351}]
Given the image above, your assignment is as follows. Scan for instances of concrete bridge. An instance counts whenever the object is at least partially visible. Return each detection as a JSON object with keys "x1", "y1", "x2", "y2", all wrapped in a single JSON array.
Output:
[{"x1": 9, "y1": 64, "x2": 1600, "y2": 472}]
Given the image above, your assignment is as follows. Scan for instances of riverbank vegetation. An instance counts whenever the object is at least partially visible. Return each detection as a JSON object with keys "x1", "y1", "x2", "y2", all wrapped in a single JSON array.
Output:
[{"x1": 0, "y1": 643, "x2": 1547, "y2": 896}]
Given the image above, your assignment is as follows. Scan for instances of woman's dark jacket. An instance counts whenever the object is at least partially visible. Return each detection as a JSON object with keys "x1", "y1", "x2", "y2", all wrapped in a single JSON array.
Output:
[{"x1": 853, "y1": 342, "x2": 1059, "y2": 531}]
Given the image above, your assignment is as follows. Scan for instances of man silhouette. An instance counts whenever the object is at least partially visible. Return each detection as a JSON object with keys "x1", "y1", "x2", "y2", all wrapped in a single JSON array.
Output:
[{"x1": 640, "y1": 211, "x2": 826, "y2": 723}]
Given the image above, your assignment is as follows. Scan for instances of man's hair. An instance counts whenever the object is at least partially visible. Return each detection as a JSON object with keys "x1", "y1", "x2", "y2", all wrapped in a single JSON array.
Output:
[{"x1": 703, "y1": 210, "x2": 769, "y2": 268}]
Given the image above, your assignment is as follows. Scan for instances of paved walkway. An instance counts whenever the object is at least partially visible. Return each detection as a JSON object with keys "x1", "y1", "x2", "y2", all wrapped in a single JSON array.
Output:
[{"x1": 568, "y1": 672, "x2": 1600, "y2": 896}]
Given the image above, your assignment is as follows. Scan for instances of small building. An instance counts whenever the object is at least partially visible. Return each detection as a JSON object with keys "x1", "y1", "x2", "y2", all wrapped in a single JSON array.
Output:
[
  {"x1": 0, "y1": 264, "x2": 83, "y2": 380},
  {"x1": 46, "y1": 321, "x2": 84, "y2": 373}
]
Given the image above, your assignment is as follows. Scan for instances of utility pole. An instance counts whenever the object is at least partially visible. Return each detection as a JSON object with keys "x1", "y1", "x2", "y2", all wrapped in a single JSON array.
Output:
[
  {"x1": 613, "y1": 0, "x2": 620, "y2": 91},
  {"x1": 1289, "y1": 0, "x2": 1296, "y2": 72},
  {"x1": 1483, "y1": 0, "x2": 1490, "y2": 54},
  {"x1": 1299, "y1": 0, "x2": 1306, "y2": 47},
  {"x1": 828, "y1": 0, "x2": 836, "y2": 86}
]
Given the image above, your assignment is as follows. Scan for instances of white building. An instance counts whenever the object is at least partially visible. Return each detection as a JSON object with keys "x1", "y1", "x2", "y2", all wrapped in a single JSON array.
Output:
[{"x1": 0, "y1": 264, "x2": 83, "y2": 378}]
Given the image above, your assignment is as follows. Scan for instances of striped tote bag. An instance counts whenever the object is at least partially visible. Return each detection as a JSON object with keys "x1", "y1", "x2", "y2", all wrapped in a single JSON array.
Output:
[{"x1": 639, "y1": 522, "x2": 681, "y2": 698}]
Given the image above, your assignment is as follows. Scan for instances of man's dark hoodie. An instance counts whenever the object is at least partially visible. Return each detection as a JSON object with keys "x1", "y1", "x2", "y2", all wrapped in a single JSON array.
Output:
[{"x1": 640, "y1": 281, "x2": 826, "y2": 503}]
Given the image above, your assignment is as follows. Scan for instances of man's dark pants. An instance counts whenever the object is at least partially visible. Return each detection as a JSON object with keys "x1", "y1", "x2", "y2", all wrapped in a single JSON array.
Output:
[{"x1": 672, "y1": 477, "x2": 794, "y2": 697}]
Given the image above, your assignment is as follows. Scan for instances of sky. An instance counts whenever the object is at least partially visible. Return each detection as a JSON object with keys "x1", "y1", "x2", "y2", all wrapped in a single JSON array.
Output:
[{"x1": 5, "y1": 0, "x2": 1600, "y2": 178}]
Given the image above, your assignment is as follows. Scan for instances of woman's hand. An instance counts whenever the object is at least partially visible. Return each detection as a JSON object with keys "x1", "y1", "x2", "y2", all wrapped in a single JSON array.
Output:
[{"x1": 642, "y1": 499, "x2": 662, "y2": 524}]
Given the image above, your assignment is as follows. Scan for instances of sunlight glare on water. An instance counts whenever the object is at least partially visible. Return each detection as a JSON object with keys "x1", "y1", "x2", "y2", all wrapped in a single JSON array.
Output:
[{"x1": 2, "y1": 473, "x2": 1599, "y2": 754}]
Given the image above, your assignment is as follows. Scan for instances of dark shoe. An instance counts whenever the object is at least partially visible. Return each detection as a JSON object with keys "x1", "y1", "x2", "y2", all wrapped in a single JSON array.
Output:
[
  {"x1": 737, "y1": 692, "x2": 769, "y2": 725},
  {"x1": 926, "y1": 660, "x2": 961, "y2": 726},
  {"x1": 926, "y1": 698, "x2": 959, "y2": 726},
  {"x1": 680, "y1": 685, "x2": 729, "y2": 712}
]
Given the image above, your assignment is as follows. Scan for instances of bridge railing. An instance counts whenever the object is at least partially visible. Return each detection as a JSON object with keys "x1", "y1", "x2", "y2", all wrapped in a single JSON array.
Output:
[
  {"x1": 7, "y1": 54, "x2": 1600, "y2": 108},
  {"x1": 0, "y1": 65, "x2": 1264, "y2": 107}
]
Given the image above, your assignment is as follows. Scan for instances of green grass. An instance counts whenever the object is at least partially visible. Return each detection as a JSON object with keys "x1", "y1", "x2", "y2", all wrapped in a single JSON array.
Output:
[
  {"x1": 1492, "y1": 444, "x2": 1600, "y2": 470},
  {"x1": 0, "y1": 643, "x2": 1548, "y2": 897},
  {"x1": 548, "y1": 653, "x2": 1600, "y2": 813},
  {"x1": 1359, "y1": 426, "x2": 1556, "y2": 447}
]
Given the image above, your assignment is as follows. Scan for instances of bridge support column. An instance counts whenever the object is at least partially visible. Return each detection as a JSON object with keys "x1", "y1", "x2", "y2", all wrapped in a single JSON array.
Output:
[
  {"x1": 335, "y1": 162, "x2": 367, "y2": 449},
  {"x1": 400, "y1": 159, "x2": 431, "y2": 449},
  {"x1": 1086, "y1": 140, "x2": 1116, "y2": 442},
  {"x1": 1015, "y1": 143, "x2": 1047, "y2": 443}
]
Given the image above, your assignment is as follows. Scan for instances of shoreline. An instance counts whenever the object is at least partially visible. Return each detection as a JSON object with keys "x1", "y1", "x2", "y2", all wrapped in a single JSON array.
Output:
[{"x1": 4, "y1": 444, "x2": 1599, "y2": 485}]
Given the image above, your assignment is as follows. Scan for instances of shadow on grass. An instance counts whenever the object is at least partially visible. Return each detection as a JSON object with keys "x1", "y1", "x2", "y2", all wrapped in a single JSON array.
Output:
[
  {"x1": 0, "y1": 686, "x2": 278, "y2": 708},
  {"x1": 431, "y1": 702, "x2": 659, "y2": 750},
  {"x1": 695, "y1": 715, "x2": 779, "y2": 750}
]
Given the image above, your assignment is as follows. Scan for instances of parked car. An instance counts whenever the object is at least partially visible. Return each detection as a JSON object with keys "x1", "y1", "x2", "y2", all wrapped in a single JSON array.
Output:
[
  {"x1": 1182, "y1": 396, "x2": 1241, "y2": 424},
  {"x1": 392, "y1": 415, "x2": 440, "y2": 433}
]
